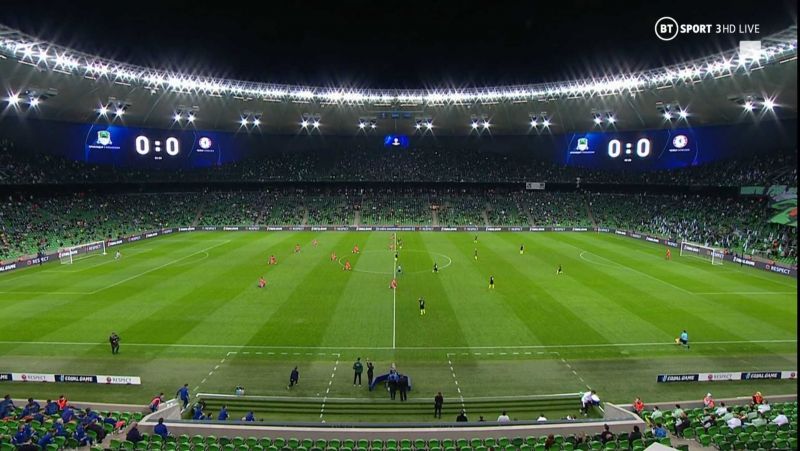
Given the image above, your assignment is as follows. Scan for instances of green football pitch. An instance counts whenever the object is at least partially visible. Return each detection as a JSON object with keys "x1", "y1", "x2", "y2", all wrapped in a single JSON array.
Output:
[{"x1": 0, "y1": 231, "x2": 796, "y2": 422}]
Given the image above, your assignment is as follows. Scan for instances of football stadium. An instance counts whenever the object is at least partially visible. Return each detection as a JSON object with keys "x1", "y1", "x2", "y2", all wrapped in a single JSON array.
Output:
[{"x1": 0, "y1": 2, "x2": 797, "y2": 451}]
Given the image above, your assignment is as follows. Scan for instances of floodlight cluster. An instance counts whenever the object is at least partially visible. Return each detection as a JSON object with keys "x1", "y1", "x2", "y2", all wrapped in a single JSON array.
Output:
[{"x1": 0, "y1": 25, "x2": 796, "y2": 105}]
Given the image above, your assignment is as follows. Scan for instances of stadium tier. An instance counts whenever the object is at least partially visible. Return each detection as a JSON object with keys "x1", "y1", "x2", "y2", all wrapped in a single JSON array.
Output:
[{"x1": 0, "y1": 7, "x2": 797, "y2": 451}]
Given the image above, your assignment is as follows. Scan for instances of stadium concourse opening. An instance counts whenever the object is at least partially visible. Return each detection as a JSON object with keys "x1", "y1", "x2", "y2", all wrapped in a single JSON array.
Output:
[{"x1": 0, "y1": 2, "x2": 796, "y2": 448}]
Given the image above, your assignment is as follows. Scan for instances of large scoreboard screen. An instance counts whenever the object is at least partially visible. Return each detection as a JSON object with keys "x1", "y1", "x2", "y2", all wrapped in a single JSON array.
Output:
[
  {"x1": 564, "y1": 128, "x2": 700, "y2": 170},
  {"x1": 84, "y1": 125, "x2": 224, "y2": 168}
]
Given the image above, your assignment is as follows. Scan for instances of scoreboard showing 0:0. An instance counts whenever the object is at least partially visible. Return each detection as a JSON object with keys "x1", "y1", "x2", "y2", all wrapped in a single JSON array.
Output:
[
  {"x1": 608, "y1": 138, "x2": 651, "y2": 161},
  {"x1": 135, "y1": 135, "x2": 180, "y2": 157}
]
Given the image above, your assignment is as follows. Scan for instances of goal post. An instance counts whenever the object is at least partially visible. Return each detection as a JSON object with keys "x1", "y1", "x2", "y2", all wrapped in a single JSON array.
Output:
[
  {"x1": 59, "y1": 240, "x2": 107, "y2": 264},
  {"x1": 679, "y1": 241, "x2": 725, "y2": 265}
]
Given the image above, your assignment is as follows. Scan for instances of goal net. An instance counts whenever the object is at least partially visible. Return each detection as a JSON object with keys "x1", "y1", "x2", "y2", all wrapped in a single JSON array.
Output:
[
  {"x1": 679, "y1": 241, "x2": 725, "y2": 265},
  {"x1": 59, "y1": 240, "x2": 107, "y2": 264}
]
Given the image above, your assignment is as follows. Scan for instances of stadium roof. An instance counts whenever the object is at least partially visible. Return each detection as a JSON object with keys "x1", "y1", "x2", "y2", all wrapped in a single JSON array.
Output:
[{"x1": 0, "y1": 24, "x2": 796, "y2": 134}]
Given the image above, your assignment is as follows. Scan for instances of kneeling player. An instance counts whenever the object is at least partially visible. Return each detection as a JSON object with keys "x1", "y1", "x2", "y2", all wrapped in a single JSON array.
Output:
[
  {"x1": 344, "y1": 260, "x2": 352, "y2": 271},
  {"x1": 432, "y1": 262, "x2": 438, "y2": 273},
  {"x1": 258, "y1": 277, "x2": 267, "y2": 288},
  {"x1": 115, "y1": 251, "x2": 122, "y2": 260},
  {"x1": 294, "y1": 244, "x2": 301, "y2": 253},
  {"x1": 556, "y1": 264, "x2": 563, "y2": 275},
  {"x1": 390, "y1": 278, "x2": 397, "y2": 290},
  {"x1": 352, "y1": 245, "x2": 360, "y2": 254},
  {"x1": 330, "y1": 251, "x2": 337, "y2": 261},
  {"x1": 677, "y1": 330, "x2": 689, "y2": 349},
  {"x1": 418, "y1": 297, "x2": 426, "y2": 316},
  {"x1": 474, "y1": 249, "x2": 478, "y2": 261},
  {"x1": 268, "y1": 255, "x2": 277, "y2": 265},
  {"x1": 312, "y1": 239, "x2": 319, "y2": 248},
  {"x1": 488, "y1": 275, "x2": 495, "y2": 289},
  {"x1": 520, "y1": 244, "x2": 524, "y2": 255}
]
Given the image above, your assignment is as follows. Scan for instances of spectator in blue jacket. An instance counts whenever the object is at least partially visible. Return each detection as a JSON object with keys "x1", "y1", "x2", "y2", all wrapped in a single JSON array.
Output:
[
  {"x1": 37, "y1": 429, "x2": 55, "y2": 448},
  {"x1": 218, "y1": 405, "x2": 229, "y2": 421},
  {"x1": 44, "y1": 400, "x2": 59, "y2": 416},
  {"x1": 153, "y1": 417, "x2": 169, "y2": 439}
]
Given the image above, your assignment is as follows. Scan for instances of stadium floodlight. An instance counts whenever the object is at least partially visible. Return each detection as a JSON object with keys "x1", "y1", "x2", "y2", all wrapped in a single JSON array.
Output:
[
  {"x1": 662, "y1": 111, "x2": 672, "y2": 120},
  {"x1": 678, "y1": 109, "x2": 689, "y2": 119},
  {"x1": 252, "y1": 118, "x2": 261, "y2": 126},
  {"x1": 606, "y1": 114, "x2": 616, "y2": 124},
  {"x1": 312, "y1": 120, "x2": 320, "y2": 128},
  {"x1": 471, "y1": 121, "x2": 479, "y2": 129},
  {"x1": 743, "y1": 101, "x2": 754, "y2": 112},
  {"x1": 301, "y1": 119, "x2": 309, "y2": 128},
  {"x1": 98, "y1": 105, "x2": 108, "y2": 115},
  {"x1": 425, "y1": 121, "x2": 433, "y2": 130},
  {"x1": 593, "y1": 116, "x2": 603, "y2": 125},
  {"x1": 370, "y1": 123, "x2": 376, "y2": 129},
  {"x1": 358, "y1": 122, "x2": 366, "y2": 129},
  {"x1": 114, "y1": 107, "x2": 125, "y2": 117},
  {"x1": 187, "y1": 113, "x2": 196, "y2": 123},
  {"x1": 173, "y1": 112, "x2": 182, "y2": 122},
  {"x1": 530, "y1": 119, "x2": 538, "y2": 127},
  {"x1": 762, "y1": 98, "x2": 775, "y2": 110},
  {"x1": 482, "y1": 121, "x2": 490, "y2": 129},
  {"x1": 6, "y1": 93, "x2": 19, "y2": 105},
  {"x1": 240, "y1": 117, "x2": 249, "y2": 126},
  {"x1": 542, "y1": 117, "x2": 551, "y2": 127},
  {"x1": 29, "y1": 97, "x2": 40, "y2": 107},
  {"x1": 415, "y1": 123, "x2": 422, "y2": 130}
]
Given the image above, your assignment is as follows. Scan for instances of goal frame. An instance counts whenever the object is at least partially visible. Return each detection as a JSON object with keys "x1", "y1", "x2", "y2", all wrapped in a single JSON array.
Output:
[
  {"x1": 59, "y1": 240, "x2": 107, "y2": 264},
  {"x1": 679, "y1": 241, "x2": 725, "y2": 265}
]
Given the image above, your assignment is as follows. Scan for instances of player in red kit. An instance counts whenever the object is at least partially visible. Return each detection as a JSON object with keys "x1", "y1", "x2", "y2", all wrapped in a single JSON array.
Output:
[
  {"x1": 330, "y1": 251, "x2": 337, "y2": 261},
  {"x1": 268, "y1": 255, "x2": 277, "y2": 265},
  {"x1": 258, "y1": 277, "x2": 266, "y2": 288},
  {"x1": 666, "y1": 248, "x2": 671, "y2": 260},
  {"x1": 390, "y1": 278, "x2": 397, "y2": 290},
  {"x1": 294, "y1": 244, "x2": 301, "y2": 253},
  {"x1": 344, "y1": 260, "x2": 352, "y2": 271},
  {"x1": 352, "y1": 245, "x2": 360, "y2": 254},
  {"x1": 312, "y1": 239, "x2": 319, "y2": 248}
]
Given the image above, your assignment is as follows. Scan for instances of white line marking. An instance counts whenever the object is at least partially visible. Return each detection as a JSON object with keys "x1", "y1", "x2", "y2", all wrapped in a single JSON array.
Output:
[
  {"x1": 392, "y1": 233, "x2": 397, "y2": 349},
  {"x1": 691, "y1": 292, "x2": 796, "y2": 295},
  {"x1": 0, "y1": 339, "x2": 793, "y2": 350},
  {"x1": 319, "y1": 355, "x2": 341, "y2": 422},
  {"x1": 579, "y1": 250, "x2": 694, "y2": 295},
  {"x1": 447, "y1": 353, "x2": 466, "y2": 412},
  {"x1": 87, "y1": 241, "x2": 230, "y2": 294}
]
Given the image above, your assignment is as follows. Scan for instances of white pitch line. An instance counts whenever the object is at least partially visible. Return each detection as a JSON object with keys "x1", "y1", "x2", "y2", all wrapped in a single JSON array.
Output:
[
  {"x1": 87, "y1": 241, "x2": 231, "y2": 294},
  {"x1": 447, "y1": 354, "x2": 466, "y2": 411},
  {"x1": 0, "y1": 339, "x2": 794, "y2": 350},
  {"x1": 320, "y1": 358, "x2": 340, "y2": 422},
  {"x1": 392, "y1": 233, "x2": 397, "y2": 349},
  {"x1": 691, "y1": 292, "x2": 796, "y2": 295},
  {"x1": 579, "y1": 250, "x2": 694, "y2": 295}
]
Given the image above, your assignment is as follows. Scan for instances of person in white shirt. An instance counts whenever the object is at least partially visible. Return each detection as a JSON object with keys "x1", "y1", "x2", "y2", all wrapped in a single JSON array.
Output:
[
  {"x1": 581, "y1": 390, "x2": 598, "y2": 415},
  {"x1": 497, "y1": 411, "x2": 510, "y2": 422},
  {"x1": 536, "y1": 414, "x2": 547, "y2": 422},
  {"x1": 715, "y1": 402, "x2": 728, "y2": 416},
  {"x1": 774, "y1": 412, "x2": 789, "y2": 427},
  {"x1": 757, "y1": 400, "x2": 771, "y2": 414},
  {"x1": 727, "y1": 415, "x2": 742, "y2": 430}
]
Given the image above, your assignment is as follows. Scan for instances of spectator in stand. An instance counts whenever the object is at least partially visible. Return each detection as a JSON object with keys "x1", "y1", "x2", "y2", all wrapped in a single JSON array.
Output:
[
  {"x1": 675, "y1": 411, "x2": 692, "y2": 437},
  {"x1": 153, "y1": 417, "x2": 169, "y2": 439},
  {"x1": 727, "y1": 413, "x2": 743, "y2": 430},
  {"x1": 44, "y1": 399, "x2": 58, "y2": 415},
  {"x1": 751, "y1": 391, "x2": 764, "y2": 405},
  {"x1": 543, "y1": 434, "x2": 556, "y2": 449},
  {"x1": 497, "y1": 411, "x2": 511, "y2": 422},
  {"x1": 243, "y1": 411, "x2": 255, "y2": 422},
  {"x1": 126, "y1": 422, "x2": 143, "y2": 443},
  {"x1": 456, "y1": 410, "x2": 468, "y2": 422},
  {"x1": 56, "y1": 395, "x2": 68, "y2": 411},
  {"x1": 61, "y1": 405, "x2": 76, "y2": 423},
  {"x1": 632, "y1": 397, "x2": 644, "y2": 415},
  {"x1": 653, "y1": 423, "x2": 668, "y2": 438},
  {"x1": 746, "y1": 412, "x2": 768, "y2": 429},
  {"x1": 73, "y1": 423, "x2": 92, "y2": 446},
  {"x1": 757, "y1": 400, "x2": 771, "y2": 414},
  {"x1": 715, "y1": 402, "x2": 728, "y2": 416},
  {"x1": 0, "y1": 394, "x2": 15, "y2": 418},
  {"x1": 703, "y1": 393, "x2": 715, "y2": 409},
  {"x1": 217, "y1": 405, "x2": 229, "y2": 421},
  {"x1": 628, "y1": 425, "x2": 643, "y2": 447},
  {"x1": 650, "y1": 405, "x2": 663, "y2": 423},
  {"x1": 37, "y1": 429, "x2": 55, "y2": 448},
  {"x1": 599, "y1": 424, "x2": 615, "y2": 444},
  {"x1": 774, "y1": 411, "x2": 789, "y2": 428},
  {"x1": 536, "y1": 413, "x2": 547, "y2": 422},
  {"x1": 149, "y1": 393, "x2": 164, "y2": 412}
]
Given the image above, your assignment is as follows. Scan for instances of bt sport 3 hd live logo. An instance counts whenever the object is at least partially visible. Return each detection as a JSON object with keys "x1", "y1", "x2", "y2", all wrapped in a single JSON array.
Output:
[{"x1": 655, "y1": 17, "x2": 761, "y2": 58}]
